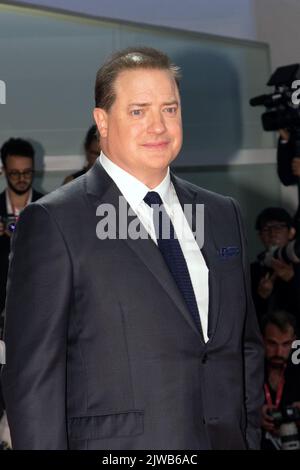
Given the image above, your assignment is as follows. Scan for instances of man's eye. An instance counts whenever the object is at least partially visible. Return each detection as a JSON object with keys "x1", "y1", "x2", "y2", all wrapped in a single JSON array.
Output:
[
  {"x1": 164, "y1": 107, "x2": 177, "y2": 114},
  {"x1": 130, "y1": 109, "x2": 143, "y2": 116}
]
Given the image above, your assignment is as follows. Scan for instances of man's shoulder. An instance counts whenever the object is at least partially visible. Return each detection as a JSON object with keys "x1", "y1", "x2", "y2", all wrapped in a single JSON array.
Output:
[
  {"x1": 172, "y1": 173, "x2": 232, "y2": 207},
  {"x1": 17, "y1": 175, "x2": 89, "y2": 236},
  {"x1": 34, "y1": 174, "x2": 86, "y2": 207}
]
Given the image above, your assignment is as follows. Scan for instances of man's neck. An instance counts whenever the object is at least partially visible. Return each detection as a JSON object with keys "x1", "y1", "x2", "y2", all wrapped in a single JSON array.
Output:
[
  {"x1": 268, "y1": 366, "x2": 285, "y2": 391},
  {"x1": 100, "y1": 151, "x2": 169, "y2": 189},
  {"x1": 7, "y1": 188, "x2": 31, "y2": 211}
]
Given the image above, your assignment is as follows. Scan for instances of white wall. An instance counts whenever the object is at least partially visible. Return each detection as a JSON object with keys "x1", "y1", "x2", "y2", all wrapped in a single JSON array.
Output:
[
  {"x1": 254, "y1": 0, "x2": 300, "y2": 69},
  {"x1": 12, "y1": 0, "x2": 300, "y2": 67},
  {"x1": 10, "y1": 0, "x2": 257, "y2": 40}
]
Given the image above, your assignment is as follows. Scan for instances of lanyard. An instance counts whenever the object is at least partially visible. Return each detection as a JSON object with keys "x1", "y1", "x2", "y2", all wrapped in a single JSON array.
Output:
[
  {"x1": 264, "y1": 374, "x2": 285, "y2": 408},
  {"x1": 10, "y1": 203, "x2": 20, "y2": 218}
]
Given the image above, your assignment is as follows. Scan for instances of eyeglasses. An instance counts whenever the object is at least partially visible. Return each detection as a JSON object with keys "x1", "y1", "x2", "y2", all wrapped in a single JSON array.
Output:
[
  {"x1": 7, "y1": 169, "x2": 34, "y2": 180},
  {"x1": 260, "y1": 223, "x2": 288, "y2": 234}
]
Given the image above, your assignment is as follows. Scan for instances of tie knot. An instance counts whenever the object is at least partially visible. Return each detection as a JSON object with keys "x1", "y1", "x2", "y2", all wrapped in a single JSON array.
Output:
[{"x1": 144, "y1": 191, "x2": 163, "y2": 207}]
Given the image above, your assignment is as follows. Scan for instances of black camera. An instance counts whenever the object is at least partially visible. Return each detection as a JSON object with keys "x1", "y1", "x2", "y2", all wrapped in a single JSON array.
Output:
[
  {"x1": 0, "y1": 215, "x2": 18, "y2": 233},
  {"x1": 249, "y1": 64, "x2": 300, "y2": 132},
  {"x1": 258, "y1": 237, "x2": 300, "y2": 267},
  {"x1": 268, "y1": 406, "x2": 300, "y2": 427}
]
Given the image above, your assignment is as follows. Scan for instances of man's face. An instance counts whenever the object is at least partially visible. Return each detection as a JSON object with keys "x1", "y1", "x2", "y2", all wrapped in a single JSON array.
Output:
[
  {"x1": 264, "y1": 323, "x2": 295, "y2": 369},
  {"x1": 259, "y1": 220, "x2": 294, "y2": 249},
  {"x1": 94, "y1": 68, "x2": 182, "y2": 187},
  {"x1": 4, "y1": 155, "x2": 34, "y2": 195}
]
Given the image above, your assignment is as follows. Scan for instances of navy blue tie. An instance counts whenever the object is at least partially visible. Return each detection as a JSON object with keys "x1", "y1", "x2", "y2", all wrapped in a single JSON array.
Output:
[{"x1": 144, "y1": 191, "x2": 202, "y2": 334}]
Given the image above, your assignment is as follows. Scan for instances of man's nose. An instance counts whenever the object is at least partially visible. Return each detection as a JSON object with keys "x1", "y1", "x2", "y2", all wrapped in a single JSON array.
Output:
[
  {"x1": 148, "y1": 111, "x2": 166, "y2": 133},
  {"x1": 276, "y1": 345, "x2": 285, "y2": 356}
]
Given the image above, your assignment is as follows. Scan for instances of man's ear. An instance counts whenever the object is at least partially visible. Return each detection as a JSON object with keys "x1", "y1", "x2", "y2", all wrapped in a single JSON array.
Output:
[
  {"x1": 288, "y1": 227, "x2": 296, "y2": 240},
  {"x1": 93, "y1": 108, "x2": 108, "y2": 138}
]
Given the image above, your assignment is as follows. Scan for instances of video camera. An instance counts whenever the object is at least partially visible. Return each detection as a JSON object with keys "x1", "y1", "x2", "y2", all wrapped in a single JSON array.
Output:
[
  {"x1": 258, "y1": 237, "x2": 300, "y2": 267},
  {"x1": 249, "y1": 64, "x2": 300, "y2": 132},
  {"x1": 268, "y1": 406, "x2": 300, "y2": 427},
  {"x1": 0, "y1": 215, "x2": 18, "y2": 233},
  {"x1": 267, "y1": 406, "x2": 300, "y2": 450}
]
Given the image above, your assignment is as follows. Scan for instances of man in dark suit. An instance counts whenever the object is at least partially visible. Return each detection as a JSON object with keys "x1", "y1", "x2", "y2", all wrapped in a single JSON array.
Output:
[
  {"x1": 2, "y1": 47, "x2": 264, "y2": 450},
  {"x1": 0, "y1": 137, "x2": 43, "y2": 436},
  {"x1": 0, "y1": 138, "x2": 44, "y2": 314}
]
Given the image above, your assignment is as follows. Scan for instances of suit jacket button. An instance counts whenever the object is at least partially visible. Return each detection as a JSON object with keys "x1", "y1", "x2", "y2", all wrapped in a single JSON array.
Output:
[{"x1": 202, "y1": 353, "x2": 208, "y2": 364}]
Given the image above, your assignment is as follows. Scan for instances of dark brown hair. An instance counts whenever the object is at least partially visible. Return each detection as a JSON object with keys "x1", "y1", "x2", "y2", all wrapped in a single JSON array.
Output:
[
  {"x1": 95, "y1": 47, "x2": 181, "y2": 110},
  {"x1": 261, "y1": 310, "x2": 297, "y2": 336},
  {"x1": 0, "y1": 138, "x2": 34, "y2": 167}
]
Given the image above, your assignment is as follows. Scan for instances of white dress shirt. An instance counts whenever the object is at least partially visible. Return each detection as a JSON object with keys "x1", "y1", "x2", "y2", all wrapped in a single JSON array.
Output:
[
  {"x1": 5, "y1": 188, "x2": 32, "y2": 216},
  {"x1": 99, "y1": 152, "x2": 209, "y2": 342}
]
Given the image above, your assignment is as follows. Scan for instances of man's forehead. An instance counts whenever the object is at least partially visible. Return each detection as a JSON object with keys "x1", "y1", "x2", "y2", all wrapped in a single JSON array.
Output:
[
  {"x1": 263, "y1": 220, "x2": 286, "y2": 227},
  {"x1": 265, "y1": 324, "x2": 294, "y2": 340},
  {"x1": 114, "y1": 68, "x2": 179, "y2": 99},
  {"x1": 6, "y1": 155, "x2": 33, "y2": 166}
]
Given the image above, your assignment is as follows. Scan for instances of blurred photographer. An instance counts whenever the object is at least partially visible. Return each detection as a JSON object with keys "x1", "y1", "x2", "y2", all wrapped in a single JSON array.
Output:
[
  {"x1": 277, "y1": 129, "x2": 300, "y2": 185},
  {"x1": 249, "y1": 64, "x2": 300, "y2": 230},
  {"x1": 251, "y1": 207, "x2": 300, "y2": 327},
  {"x1": 261, "y1": 311, "x2": 300, "y2": 450},
  {"x1": 0, "y1": 138, "x2": 44, "y2": 442},
  {"x1": 0, "y1": 138, "x2": 44, "y2": 315}
]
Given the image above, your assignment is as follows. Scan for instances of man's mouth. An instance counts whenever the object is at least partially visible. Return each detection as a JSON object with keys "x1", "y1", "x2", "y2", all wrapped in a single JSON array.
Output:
[{"x1": 142, "y1": 141, "x2": 169, "y2": 150}]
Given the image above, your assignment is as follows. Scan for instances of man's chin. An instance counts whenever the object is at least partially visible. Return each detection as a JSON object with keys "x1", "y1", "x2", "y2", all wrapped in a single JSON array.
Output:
[
  {"x1": 11, "y1": 186, "x2": 31, "y2": 195},
  {"x1": 270, "y1": 360, "x2": 286, "y2": 369}
]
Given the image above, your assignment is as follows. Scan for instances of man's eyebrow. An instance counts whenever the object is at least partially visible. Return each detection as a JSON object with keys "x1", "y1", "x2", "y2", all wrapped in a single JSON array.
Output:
[
  {"x1": 128, "y1": 102, "x2": 151, "y2": 108},
  {"x1": 162, "y1": 100, "x2": 179, "y2": 106},
  {"x1": 128, "y1": 100, "x2": 179, "y2": 108}
]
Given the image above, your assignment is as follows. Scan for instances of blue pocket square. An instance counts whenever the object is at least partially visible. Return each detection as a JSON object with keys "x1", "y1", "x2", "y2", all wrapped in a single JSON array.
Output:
[{"x1": 218, "y1": 246, "x2": 240, "y2": 259}]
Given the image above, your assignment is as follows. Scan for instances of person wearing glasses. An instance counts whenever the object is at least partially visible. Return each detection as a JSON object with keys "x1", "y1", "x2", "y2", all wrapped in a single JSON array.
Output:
[
  {"x1": 0, "y1": 138, "x2": 44, "y2": 312},
  {"x1": 0, "y1": 138, "x2": 43, "y2": 447},
  {"x1": 251, "y1": 207, "x2": 300, "y2": 328}
]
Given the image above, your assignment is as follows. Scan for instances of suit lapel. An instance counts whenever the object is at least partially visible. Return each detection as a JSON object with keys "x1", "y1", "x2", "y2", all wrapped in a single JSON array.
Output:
[
  {"x1": 125, "y1": 235, "x2": 204, "y2": 339},
  {"x1": 86, "y1": 162, "x2": 205, "y2": 341}
]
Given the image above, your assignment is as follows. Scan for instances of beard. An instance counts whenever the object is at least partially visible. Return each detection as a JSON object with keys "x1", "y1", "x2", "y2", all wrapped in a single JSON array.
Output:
[
  {"x1": 7, "y1": 178, "x2": 32, "y2": 196},
  {"x1": 268, "y1": 356, "x2": 288, "y2": 369}
]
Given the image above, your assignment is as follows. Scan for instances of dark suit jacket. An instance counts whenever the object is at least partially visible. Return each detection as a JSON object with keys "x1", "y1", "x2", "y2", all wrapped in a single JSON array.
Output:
[
  {"x1": 2, "y1": 162, "x2": 264, "y2": 450},
  {"x1": 277, "y1": 137, "x2": 298, "y2": 186},
  {"x1": 0, "y1": 189, "x2": 44, "y2": 314},
  {"x1": 0, "y1": 189, "x2": 43, "y2": 419}
]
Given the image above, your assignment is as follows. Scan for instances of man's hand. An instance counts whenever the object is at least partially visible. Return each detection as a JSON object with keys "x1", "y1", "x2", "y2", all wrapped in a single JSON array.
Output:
[
  {"x1": 261, "y1": 404, "x2": 277, "y2": 433},
  {"x1": 279, "y1": 129, "x2": 290, "y2": 142},
  {"x1": 271, "y1": 259, "x2": 294, "y2": 282},
  {"x1": 291, "y1": 157, "x2": 300, "y2": 177},
  {"x1": 0, "y1": 222, "x2": 12, "y2": 238},
  {"x1": 257, "y1": 272, "x2": 276, "y2": 299}
]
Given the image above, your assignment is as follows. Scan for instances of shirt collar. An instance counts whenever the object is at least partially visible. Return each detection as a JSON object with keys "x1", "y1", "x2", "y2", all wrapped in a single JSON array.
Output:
[
  {"x1": 99, "y1": 152, "x2": 171, "y2": 210},
  {"x1": 5, "y1": 188, "x2": 32, "y2": 215}
]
